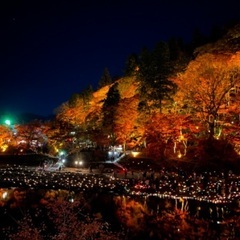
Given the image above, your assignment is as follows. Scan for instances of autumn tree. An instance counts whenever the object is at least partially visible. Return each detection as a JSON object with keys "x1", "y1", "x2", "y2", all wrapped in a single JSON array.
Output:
[
  {"x1": 114, "y1": 96, "x2": 139, "y2": 151},
  {"x1": 0, "y1": 125, "x2": 13, "y2": 152},
  {"x1": 174, "y1": 53, "x2": 240, "y2": 139},
  {"x1": 57, "y1": 85, "x2": 96, "y2": 144},
  {"x1": 14, "y1": 120, "x2": 48, "y2": 153},
  {"x1": 143, "y1": 113, "x2": 201, "y2": 160}
]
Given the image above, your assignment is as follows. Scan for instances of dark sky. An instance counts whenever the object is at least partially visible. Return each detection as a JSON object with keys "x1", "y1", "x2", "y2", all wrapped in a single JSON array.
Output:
[{"x1": 1, "y1": 0, "x2": 240, "y2": 117}]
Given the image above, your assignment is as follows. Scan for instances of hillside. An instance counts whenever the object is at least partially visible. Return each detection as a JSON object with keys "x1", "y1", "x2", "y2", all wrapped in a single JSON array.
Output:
[
  {"x1": 194, "y1": 23, "x2": 240, "y2": 56},
  {"x1": 53, "y1": 23, "x2": 240, "y2": 165}
]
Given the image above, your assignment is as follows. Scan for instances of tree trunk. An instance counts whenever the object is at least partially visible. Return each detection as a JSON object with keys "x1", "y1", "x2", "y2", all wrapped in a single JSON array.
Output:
[{"x1": 208, "y1": 121, "x2": 215, "y2": 139}]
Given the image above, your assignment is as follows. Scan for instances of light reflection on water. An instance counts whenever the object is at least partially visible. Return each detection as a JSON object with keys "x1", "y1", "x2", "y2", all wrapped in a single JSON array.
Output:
[
  {"x1": 0, "y1": 164, "x2": 239, "y2": 239},
  {"x1": 0, "y1": 187, "x2": 239, "y2": 220},
  {"x1": 0, "y1": 187, "x2": 239, "y2": 239}
]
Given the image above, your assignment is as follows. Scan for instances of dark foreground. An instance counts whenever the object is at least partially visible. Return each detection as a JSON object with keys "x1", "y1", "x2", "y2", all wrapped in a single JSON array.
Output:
[{"x1": 0, "y1": 165, "x2": 239, "y2": 239}]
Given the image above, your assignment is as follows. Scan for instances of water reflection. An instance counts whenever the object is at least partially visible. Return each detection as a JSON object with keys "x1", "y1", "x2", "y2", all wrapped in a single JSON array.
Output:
[
  {"x1": 0, "y1": 165, "x2": 239, "y2": 239},
  {"x1": 0, "y1": 188, "x2": 239, "y2": 234}
]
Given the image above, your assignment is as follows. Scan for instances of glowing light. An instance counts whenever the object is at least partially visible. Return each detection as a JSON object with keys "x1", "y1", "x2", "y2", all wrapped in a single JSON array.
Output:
[
  {"x1": 59, "y1": 150, "x2": 65, "y2": 156},
  {"x1": 1, "y1": 144, "x2": 8, "y2": 152},
  {"x1": 5, "y1": 119, "x2": 11, "y2": 126},
  {"x1": 2, "y1": 191, "x2": 7, "y2": 199},
  {"x1": 132, "y1": 151, "x2": 139, "y2": 157},
  {"x1": 75, "y1": 160, "x2": 83, "y2": 166}
]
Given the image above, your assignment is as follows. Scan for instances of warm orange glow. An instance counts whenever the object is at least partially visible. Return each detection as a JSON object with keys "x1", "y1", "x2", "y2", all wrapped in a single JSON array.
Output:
[
  {"x1": 132, "y1": 151, "x2": 140, "y2": 157},
  {"x1": 1, "y1": 144, "x2": 8, "y2": 152}
]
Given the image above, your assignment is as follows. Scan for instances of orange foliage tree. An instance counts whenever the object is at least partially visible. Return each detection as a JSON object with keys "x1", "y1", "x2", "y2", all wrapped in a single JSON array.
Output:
[
  {"x1": 174, "y1": 53, "x2": 240, "y2": 139},
  {"x1": 144, "y1": 113, "x2": 202, "y2": 160},
  {"x1": 14, "y1": 120, "x2": 48, "y2": 152},
  {"x1": 114, "y1": 96, "x2": 139, "y2": 151},
  {"x1": 0, "y1": 125, "x2": 13, "y2": 152}
]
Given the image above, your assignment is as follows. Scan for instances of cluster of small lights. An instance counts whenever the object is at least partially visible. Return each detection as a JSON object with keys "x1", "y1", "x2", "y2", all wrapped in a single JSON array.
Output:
[
  {"x1": 0, "y1": 165, "x2": 117, "y2": 192},
  {"x1": 127, "y1": 170, "x2": 240, "y2": 204},
  {"x1": 0, "y1": 165, "x2": 239, "y2": 206}
]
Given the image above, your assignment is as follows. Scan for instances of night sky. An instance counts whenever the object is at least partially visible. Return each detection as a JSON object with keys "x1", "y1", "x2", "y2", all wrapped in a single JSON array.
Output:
[{"x1": 1, "y1": 0, "x2": 240, "y2": 118}]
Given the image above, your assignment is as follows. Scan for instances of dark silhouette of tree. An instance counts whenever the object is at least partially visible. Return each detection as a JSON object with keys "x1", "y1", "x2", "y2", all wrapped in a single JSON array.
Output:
[
  {"x1": 98, "y1": 67, "x2": 112, "y2": 88},
  {"x1": 167, "y1": 37, "x2": 191, "y2": 73},
  {"x1": 68, "y1": 85, "x2": 93, "y2": 109},
  {"x1": 137, "y1": 41, "x2": 177, "y2": 113},
  {"x1": 190, "y1": 27, "x2": 208, "y2": 53},
  {"x1": 208, "y1": 24, "x2": 225, "y2": 43},
  {"x1": 79, "y1": 85, "x2": 93, "y2": 109},
  {"x1": 69, "y1": 93, "x2": 80, "y2": 108},
  {"x1": 102, "y1": 82, "x2": 120, "y2": 145},
  {"x1": 124, "y1": 53, "x2": 139, "y2": 77}
]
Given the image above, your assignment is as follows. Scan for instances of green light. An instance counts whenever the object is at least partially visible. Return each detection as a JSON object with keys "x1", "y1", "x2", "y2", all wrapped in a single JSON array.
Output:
[
  {"x1": 5, "y1": 120, "x2": 11, "y2": 126},
  {"x1": 59, "y1": 150, "x2": 65, "y2": 156}
]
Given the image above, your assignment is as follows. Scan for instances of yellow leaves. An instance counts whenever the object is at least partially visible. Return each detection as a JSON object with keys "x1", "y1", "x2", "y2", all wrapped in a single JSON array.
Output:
[
  {"x1": 117, "y1": 76, "x2": 139, "y2": 98},
  {"x1": 0, "y1": 125, "x2": 13, "y2": 151},
  {"x1": 174, "y1": 52, "x2": 240, "y2": 119},
  {"x1": 57, "y1": 85, "x2": 113, "y2": 126},
  {"x1": 93, "y1": 85, "x2": 111, "y2": 101},
  {"x1": 114, "y1": 96, "x2": 139, "y2": 147}
]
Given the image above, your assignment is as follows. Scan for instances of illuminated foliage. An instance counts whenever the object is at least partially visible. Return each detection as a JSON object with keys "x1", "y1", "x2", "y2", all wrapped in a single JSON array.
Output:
[
  {"x1": 46, "y1": 28, "x2": 240, "y2": 162},
  {"x1": 174, "y1": 52, "x2": 240, "y2": 139},
  {"x1": 144, "y1": 113, "x2": 201, "y2": 160},
  {"x1": 0, "y1": 125, "x2": 12, "y2": 152},
  {"x1": 114, "y1": 96, "x2": 139, "y2": 151}
]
